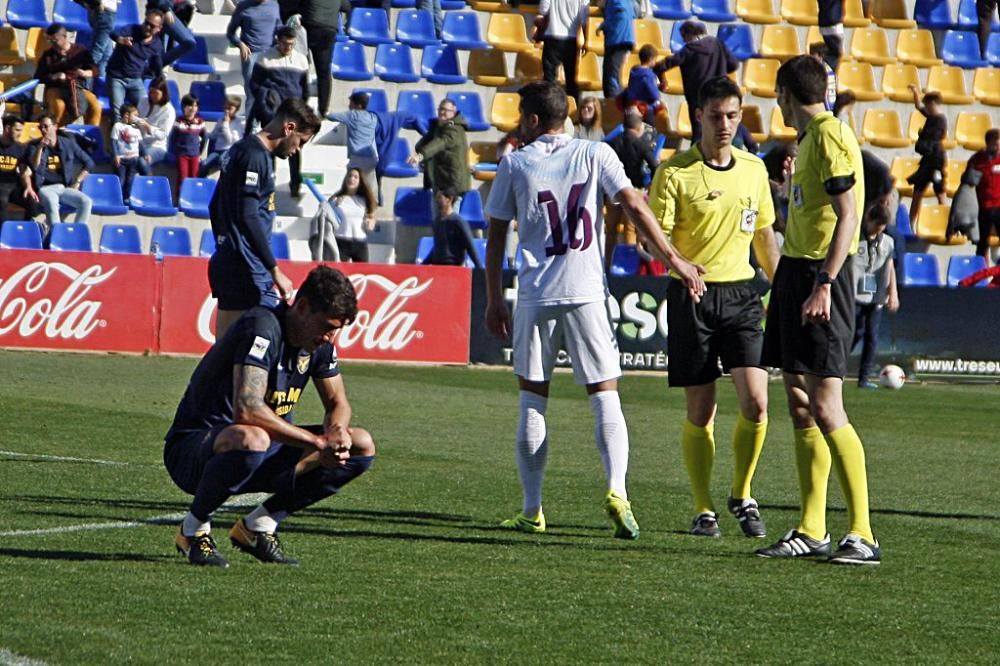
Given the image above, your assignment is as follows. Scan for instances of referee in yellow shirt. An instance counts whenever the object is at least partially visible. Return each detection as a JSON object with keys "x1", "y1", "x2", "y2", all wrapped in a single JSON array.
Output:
[
  {"x1": 649, "y1": 77, "x2": 781, "y2": 540},
  {"x1": 755, "y1": 55, "x2": 880, "y2": 565}
]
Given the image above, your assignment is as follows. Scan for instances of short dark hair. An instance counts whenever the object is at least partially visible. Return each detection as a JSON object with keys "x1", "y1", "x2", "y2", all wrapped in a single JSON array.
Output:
[
  {"x1": 45, "y1": 23, "x2": 67, "y2": 36},
  {"x1": 638, "y1": 44, "x2": 658, "y2": 63},
  {"x1": 276, "y1": 26, "x2": 297, "y2": 41},
  {"x1": 2, "y1": 114, "x2": 23, "y2": 128},
  {"x1": 225, "y1": 95, "x2": 242, "y2": 110},
  {"x1": 986, "y1": 128, "x2": 1000, "y2": 143},
  {"x1": 697, "y1": 76, "x2": 742, "y2": 108},
  {"x1": 680, "y1": 20, "x2": 706, "y2": 39},
  {"x1": 119, "y1": 103, "x2": 138, "y2": 116},
  {"x1": 865, "y1": 201, "x2": 891, "y2": 227},
  {"x1": 349, "y1": 92, "x2": 370, "y2": 110},
  {"x1": 181, "y1": 93, "x2": 198, "y2": 108},
  {"x1": 518, "y1": 80, "x2": 567, "y2": 132},
  {"x1": 623, "y1": 110, "x2": 643, "y2": 130},
  {"x1": 922, "y1": 91, "x2": 943, "y2": 107},
  {"x1": 297, "y1": 266, "x2": 358, "y2": 324},
  {"x1": 145, "y1": 8, "x2": 165, "y2": 20},
  {"x1": 776, "y1": 55, "x2": 828, "y2": 106},
  {"x1": 274, "y1": 97, "x2": 322, "y2": 136},
  {"x1": 437, "y1": 186, "x2": 459, "y2": 201}
]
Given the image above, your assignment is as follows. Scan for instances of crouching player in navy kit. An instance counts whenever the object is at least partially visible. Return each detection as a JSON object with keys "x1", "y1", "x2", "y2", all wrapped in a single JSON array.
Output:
[{"x1": 164, "y1": 266, "x2": 376, "y2": 568}]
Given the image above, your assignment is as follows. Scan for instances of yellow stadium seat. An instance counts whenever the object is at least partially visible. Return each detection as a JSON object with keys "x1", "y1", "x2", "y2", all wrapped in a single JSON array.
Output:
[
  {"x1": 907, "y1": 110, "x2": 956, "y2": 150},
  {"x1": 577, "y1": 51, "x2": 603, "y2": 91},
  {"x1": 927, "y1": 65, "x2": 975, "y2": 105},
  {"x1": 634, "y1": 19, "x2": 669, "y2": 56},
  {"x1": 973, "y1": 68, "x2": 1000, "y2": 106},
  {"x1": 737, "y1": 0, "x2": 780, "y2": 23},
  {"x1": 659, "y1": 147, "x2": 677, "y2": 162},
  {"x1": 896, "y1": 29, "x2": 942, "y2": 68},
  {"x1": 743, "y1": 58, "x2": 780, "y2": 98},
  {"x1": 676, "y1": 102, "x2": 692, "y2": 139},
  {"x1": 24, "y1": 27, "x2": 46, "y2": 64},
  {"x1": 850, "y1": 27, "x2": 894, "y2": 65},
  {"x1": 955, "y1": 112, "x2": 994, "y2": 151},
  {"x1": 862, "y1": 109, "x2": 910, "y2": 148},
  {"x1": 469, "y1": 49, "x2": 511, "y2": 87},
  {"x1": 490, "y1": 92, "x2": 521, "y2": 132},
  {"x1": 780, "y1": 0, "x2": 818, "y2": 25},
  {"x1": 741, "y1": 105, "x2": 768, "y2": 144},
  {"x1": 916, "y1": 204, "x2": 966, "y2": 245},
  {"x1": 514, "y1": 48, "x2": 545, "y2": 83},
  {"x1": 882, "y1": 64, "x2": 921, "y2": 102},
  {"x1": 872, "y1": 0, "x2": 917, "y2": 29},
  {"x1": 0, "y1": 26, "x2": 24, "y2": 66},
  {"x1": 487, "y1": 13, "x2": 534, "y2": 53},
  {"x1": 620, "y1": 52, "x2": 641, "y2": 87},
  {"x1": 566, "y1": 95, "x2": 577, "y2": 121},
  {"x1": 601, "y1": 97, "x2": 624, "y2": 132},
  {"x1": 769, "y1": 106, "x2": 796, "y2": 140},
  {"x1": 944, "y1": 159, "x2": 967, "y2": 197},
  {"x1": 760, "y1": 25, "x2": 800, "y2": 61},
  {"x1": 890, "y1": 157, "x2": 919, "y2": 196},
  {"x1": 470, "y1": 0, "x2": 508, "y2": 11},
  {"x1": 585, "y1": 21, "x2": 605, "y2": 56},
  {"x1": 838, "y1": 62, "x2": 883, "y2": 101},
  {"x1": 470, "y1": 141, "x2": 498, "y2": 182},
  {"x1": 844, "y1": 0, "x2": 871, "y2": 27},
  {"x1": 660, "y1": 66, "x2": 684, "y2": 95},
  {"x1": 18, "y1": 122, "x2": 41, "y2": 143}
]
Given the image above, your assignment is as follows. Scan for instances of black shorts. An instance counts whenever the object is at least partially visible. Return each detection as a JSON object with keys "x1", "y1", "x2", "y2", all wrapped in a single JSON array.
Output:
[
  {"x1": 762, "y1": 256, "x2": 855, "y2": 378},
  {"x1": 208, "y1": 252, "x2": 280, "y2": 311},
  {"x1": 667, "y1": 278, "x2": 765, "y2": 387}
]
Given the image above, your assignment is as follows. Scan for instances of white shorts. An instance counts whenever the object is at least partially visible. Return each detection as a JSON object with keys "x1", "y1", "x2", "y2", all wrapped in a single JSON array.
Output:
[{"x1": 513, "y1": 300, "x2": 622, "y2": 385}]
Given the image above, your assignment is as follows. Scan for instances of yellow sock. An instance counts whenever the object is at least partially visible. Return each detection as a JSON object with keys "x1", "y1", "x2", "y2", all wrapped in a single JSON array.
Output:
[
  {"x1": 794, "y1": 426, "x2": 831, "y2": 541},
  {"x1": 682, "y1": 420, "x2": 716, "y2": 515},
  {"x1": 731, "y1": 414, "x2": 767, "y2": 500},
  {"x1": 825, "y1": 424, "x2": 875, "y2": 543}
]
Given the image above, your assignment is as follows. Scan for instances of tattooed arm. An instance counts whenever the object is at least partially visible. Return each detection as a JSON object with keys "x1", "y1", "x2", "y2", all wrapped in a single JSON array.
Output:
[{"x1": 231, "y1": 364, "x2": 327, "y2": 450}]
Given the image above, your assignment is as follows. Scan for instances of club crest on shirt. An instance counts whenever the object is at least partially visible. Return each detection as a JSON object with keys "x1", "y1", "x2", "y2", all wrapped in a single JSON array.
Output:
[
  {"x1": 246, "y1": 170, "x2": 259, "y2": 186},
  {"x1": 249, "y1": 335, "x2": 270, "y2": 360},
  {"x1": 297, "y1": 351, "x2": 311, "y2": 374}
]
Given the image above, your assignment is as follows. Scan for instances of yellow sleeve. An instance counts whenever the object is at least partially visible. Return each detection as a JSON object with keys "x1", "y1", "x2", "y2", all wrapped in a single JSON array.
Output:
[
  {"x1": 756, "y1": 167, "x2": 776, "y2": 230},
  {"x1": 647, "y1": 164, "x2": 677, "y2": 236},
  {"x1": 818, "y1": 122, "x2": 857, "y2": 184}
]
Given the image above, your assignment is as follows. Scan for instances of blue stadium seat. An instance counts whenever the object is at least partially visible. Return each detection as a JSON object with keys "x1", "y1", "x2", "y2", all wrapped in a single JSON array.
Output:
[
  {"x1": 395, "y1": 9, "x2": 440, "y2": 48},
  {"x1": 397, "y1": 90, "x2": 436, "y2": 123},
  {"x1": 383, "y1": 137, "x2": 420, "y2": 178},
  {"x1": 332, "y1": 40, "x2": 374, "y2": 81},
  {"x1": 653, "y1": 0, "x2": 693, "y2": 20},
  {"x1": 352, "y1": 88, "x2": 389, "y2": 113},
  {"x1": 902, "y1": 252, "x2": 941, "y2": 286},
  {"x1": 198, "y1": 229, "x2": 216, "y2": 257},
  {"x1": 179, "y1": 177, "x2": 216, "y2": 218},
  {"x1": 415, "y1": 235, "x2": 434, "y2": 263},
  {"x1": 718, "y1": 23, "x2": 758, "y2": 60},
  {"x1": 442, "y1": 11, "x2": 489, "y2": 49},
  {"x1": 375, "y1": 42, "x2": 421, "y2": 83},
  {"x1": 271, "y1": 232, "x2": 290, "y2": 260},
  {"x1": 442, "y1": 0, "x2": 467, "y2": 9},
  {"x1": 914, "y1": 0, "x2": 955, "y2": 29},
  {"x1": 114, "y1": 0, "x2": 140, "y2": 31},
  {"x1": 5, "y1": 0, "x2": 49, "y2": 29},
  {"x1": 99, "y1": 224, "x2": 143, "y2": 254},
  {"x1": 941, "y1": 30, "x2": 989, "y2": 68},
  {"x1": 422, "y1": 44, "x2": 467, "y2": 84},
  {"x1": 895, "y1": 204, "x2": 915, "y2": 240},
  {"x1": 447, "y1": 91, "x2": 490, "y2": 131},
  {"x1": 151, "y1": 226, "x2": 193, "y2": 256},
  {"x1": 349, "y1": 8, "x2": 394, "y2": 45},
  {"x1": 0, "y1": 221, "x2": 44, "y2": 250},
  {"x1": 394, "y1": 187, "x2": 434, "y2": 226},
  {"x1": 469, "y1": 238, "x2": 487, "y2": 267},
  {"x1": 92, "y1": 77, "x2": 111, "y2": 113},
  {"x1": 49, "y1": 223, "x2": 93, "y2": 252},
  {"x1": 610, "y1": 244, "x2": 640, "y2": 276},
  {"x1": 189, "y1": 81, "x2": 226, "y2": 122},
  {"x1": 162, "y1": 79, "x2": 183, "y2": 116},
  {"x1": 65, "y1": 124, "x2": 109, "y2": 164},
  {"x1": 130, "y1": 176, "x2": 179, "y2": 216},
  {"x1": 946, "y1": 254, "x2": 988, "y2": 286},
  {"x1": 460, "y1": 189, "x2": 487, "y2": 230},
  {"x1": 392, "y1": 0, "x2": 418, "y2": 7},
  {"x1": 173, "y1": 36, "x2": 215, "y2": 75},
  {"x1": 988, "y1": 32, "x2": 1000, "y2": 66},
  {"x1": 958, "y1": 0, "x2": 1000, "y2": 31},
  {"x1": 82, "y1": 174, "x2": 130, "y2": 216},
  {"x1": 669, "y1": 21, "x2": 686, "y2": 52},
  {"x1": 53, "y1": 0, "x2": 91, "y2": 32},
  {"x1": 691, "y1": 0, "x2": 736, "y2": 22}
]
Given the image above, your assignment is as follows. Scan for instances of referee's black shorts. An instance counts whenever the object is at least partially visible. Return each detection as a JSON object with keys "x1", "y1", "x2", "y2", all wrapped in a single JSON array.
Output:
[
  {"x1": 761, "y1": 256, "x2": 855, "y2": 378},
  {"x1": 667, "y1": 278, "x2": 766, "y2": 387}
]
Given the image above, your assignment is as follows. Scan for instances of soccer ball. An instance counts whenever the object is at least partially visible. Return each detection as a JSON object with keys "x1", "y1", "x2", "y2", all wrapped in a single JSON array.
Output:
[{"x1": 878, "y1": 364, "x2": 906, "y2": 390}]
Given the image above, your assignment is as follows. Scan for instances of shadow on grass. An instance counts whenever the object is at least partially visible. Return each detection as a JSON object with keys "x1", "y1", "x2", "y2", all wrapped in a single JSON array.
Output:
[
  {"x1": 0, "y1": 548, "x2": 173, "y2": 563},
  {"x1": 762, "y1": 503, "x2": 1000, "y2": 522}
]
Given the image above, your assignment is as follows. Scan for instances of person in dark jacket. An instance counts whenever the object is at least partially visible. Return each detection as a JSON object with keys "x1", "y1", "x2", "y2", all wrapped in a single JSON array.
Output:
[
  {"x1": 107, "y1": 8, "x2": 165, "y2": 121},
  {"x1": 905, "y1": 86, "x2": 948, "y2": 230},
  {"x1": 227, "y1": 0, "x2": 282, "y2": 128},
  {"x1": 34, "y1": 23, "x2": 101, "y2": 127},
  {"x1": 299, "y1": 0, "x2": 345, "y2": 116},
  {"x1": 422, "y1": 188, "x2": 483, "y2": 268},
  {"x1": 144, "y1": 0, "x2": 196, "y2": 66},
  {"x1": 409, "y1": 99, "x2": 470, "y2": 214},
  {"x1": 604, "y1": 110, "x2": 657, "y2": 268},
  {"x1": 21, "y1": 114, "x2": 95, "y2": 229}
]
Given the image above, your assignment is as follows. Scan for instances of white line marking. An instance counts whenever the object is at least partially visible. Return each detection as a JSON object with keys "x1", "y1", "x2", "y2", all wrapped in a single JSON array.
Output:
[
  {"x1": 0, "y1": 450, "x2": 130, "y2": 466},
  {"x1": 0, "y1": 648, "x2": 51, "y2": 666}
]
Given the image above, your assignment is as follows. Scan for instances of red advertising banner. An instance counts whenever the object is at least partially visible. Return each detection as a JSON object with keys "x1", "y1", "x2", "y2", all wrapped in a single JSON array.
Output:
[{"x1": 0, "y1": 250, "x2": 158, "y2": 353}]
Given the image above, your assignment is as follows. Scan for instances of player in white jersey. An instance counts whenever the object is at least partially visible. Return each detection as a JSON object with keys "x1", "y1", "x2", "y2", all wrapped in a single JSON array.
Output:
[{"x1": 484, "y1": 80, "x2": 706, "y2": 539}]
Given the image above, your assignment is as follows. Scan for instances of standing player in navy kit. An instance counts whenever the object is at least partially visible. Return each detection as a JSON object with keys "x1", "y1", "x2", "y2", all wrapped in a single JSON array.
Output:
[
  {"x1": 209, "y1": 97, "x2": 322, "y2": 340},
  {"x1": 165, "y1": 266, "x2": 376, "y2": 568}
]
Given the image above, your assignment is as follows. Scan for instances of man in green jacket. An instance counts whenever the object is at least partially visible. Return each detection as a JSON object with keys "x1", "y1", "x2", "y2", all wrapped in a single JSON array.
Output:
[{"x1": 409, "y1": 98, "x2": 470, "y2": 214}]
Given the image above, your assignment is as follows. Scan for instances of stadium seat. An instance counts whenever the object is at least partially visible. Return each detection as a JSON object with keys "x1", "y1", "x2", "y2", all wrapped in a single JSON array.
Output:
[
  {"x1": 907, "y1": 109, "x2": 956, "y2": 150},
  {"x1": 114, "y1": 0, "x2": 140, "y2": 30},
  {"x1": 989, "y1": 32, "x2": 1000, "y2": 66},
  {"x1": 352, "y1": 88, "x2": 389, "y2": 113},
  {"x1": 668, "y1": 21, "x2": 686, "y2": 52},
  {"x1": 129, "y1": 177, "x2": 179, "y2": 217},
  {"x1": 741, "y1": 105, "x2": 768, "y2": 144},
  {"x1": 442, "y1": 11, "x2": 489, "y2": 49},
  {"x1": 896, "y1": 29, "x2": 942, "y2": 67},
  {"x1": 743, "y1": 58, "x2": 780, "y2": 98},
  {"x1": 760, "y1": 25, "x2": 800, "y2": 61},
  {"x1": 973, "y1": 68, "x2": 1000, "y2": 106},
  {"x1": 585, "y1": 20, "x2": 606, "y2": 56},
  {"x1": 844, "y1": 0, "x2": 870, "y2": 27},
  {"x1": 178, "y1": 177, "x2": 216, "y2": 218},
  {"x1": 850, "y1": 27, "x2": 894, "y2": 65},
  {"x1": 610, "y1": 244, "x2": 640, "y2": 276},
  {"x1": 198, "y1": 229, "x2": 216, "y2": 257},
  {"x1": 189, "y1": 81, "x2": 226, "y2": 122},
  {"x1": 491, "y1": 92, "x2": 521, "y2": 132},
  {"x1": 331, "y1": 41, "x2": 374, "y2": 81},
  {"x1": 941, "y1": 30, "x2": 989, "y2": 68},
  {"x1": 914, "y1": 0, "x2": 954, "y2": 29},
  {"x1": 692, "y1": 0, "x2": 737, "y2": 22},
  {"x1": 915, "y1": 204, "x2": 965, "y2": 245},
  {"x1": 99, "y1": 224, "x2": 142, "y2": 254},
  {"x1": 487, "y1": 13, "x2": 534, "y2": 52},
  {"x1": 895, "y1": 204, "x2": 915, "y2": 239},
  {"x1": 415, "y1": 235, "x2": 434, "y2": 264},
  {"x1": 769, "y1": 106, "x2": 796, "y2": 140},
  {"x1": 601, "y1": 97, "x2": 624, "y2": 132},
  {"x1": 349, "y1": 8, "x2": 394, "y2": 45},
  {"x1": 375, "y1": 43, "x2": 421, "y2": 83},
  {"x1": 955, "y1": 113, "x2": 993, "y2": 151},
  {"x1": 891, "y1": 156, "x2": 920, "y2": 196},
  {"x1": 947, "y1": 255, "x2": 989, "y2": 287},
  {"x1": 660, "y1": 65, "x2": 685, "y2": 95},
  {"x1": 837, "y1": 62, "x2": 883, "y2": 101},
  {"x1": 873, "y1": 0, "x2": 917, "y2": 28},
  {"x1": 173, "y1": 36, "x2": 215, "y2": 75},
  {"x1": 902, "y1": 252, "x2": 941, "y2": 286},
  {"x1": 927, "y1": 65, "x2": 975, "y2": 104},
  {"x1": 882, "y1": 64, "x2": 922, "y2": 102},
  {"x1": 576, "y1": 51, "x2": 603, "y2": 91},
  {"x1": 958, "y1": 0, "x2": 1000, "y2": 31},
  {"x1": 0, "y1": 27, "x2": 25, "y2": 67},
  {"x1": 53, "y1": 0, "x2": 90, "y2": 31},
  {"x1": 780, "y1": 0, "x2": 818, "y2": 25},
  {"x1": 718, "y1": 23, "x2": 758, "y2": 60},
  {"x1": 514, "y1": 48, "x2": 545, "y2": 83},
  {"x1": 82, "y1": 174, "x2": 130, "y2": 215},
  {"x1": 447, "y1": 91, "x2": 490, "y2": 131},
  {"x1": 634, "y1": 19, "x2": 669, "y2": 56},
  {"x1": 421, "y1": 44, "x2": 467, "y2": 84},
  {"x1": 675, "y1": 103, "x2": 692, "y2": 139},
  {"x1": 151, "y1": 226, "x2": 193, "y2": 257},
  {"x1": 270, "y1": 232, "x2": 290, "y2": 261},
  {"x1": 49, "y1": 223, "x2": 93, "y2": 252},
  {"x1": 24, "y1": 27, "x2": 46, "y2": 64},
  {"x1": 863, "y1": 109, "x2": 910, "y2": 148},
  {"x1": 469, "y1": 48, "x2": 511, "y2": 87},
  {"x1": 0, "y1": 221, "x2": 43, "y2": 250},
  {"x1": 736, "y1": 0, "x2": 779, "y2": 23},
  {"x1": 384, "y1": 137, "x2": 420, "y2": 178},
  {"x1": 459, "y1": 190, "x2": 487, "y2": 230},
  {"x1": 397, "y1": 90, "x2": 436, "y2": 123},
  {"x1": 942, "y1": 158, "x2": 965, "y2": 197},
  {"x1": 395, "y1": 9, "x2": 440, "y2": 47},
  {"x1": 5, "y1": 0, "x2": 49, "y2": 29},
  {"x1": 653, "y1": 0, "x2": 693, "y2": 20},
  {"x1": 469, "y1": 141, "x2": 498, "y2": 181},
  {"x1": 394, "y1": 187, "x2": 434, "y2": 226}
]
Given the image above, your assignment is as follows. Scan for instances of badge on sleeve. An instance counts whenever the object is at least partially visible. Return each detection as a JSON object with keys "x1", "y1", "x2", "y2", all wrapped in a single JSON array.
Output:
[
  {"x1": 249, "y1": 336, "x2": 270, "y2": 360},
  {"x1": 246, "y1": 171, "x2": 259, "y2": 186}
]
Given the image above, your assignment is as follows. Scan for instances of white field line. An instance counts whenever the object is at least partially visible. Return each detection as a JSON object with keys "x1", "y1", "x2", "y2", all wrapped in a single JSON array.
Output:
[
  {"x1": 0, "y1": 450, "x2": 130, "y2": 466},
  {"x1": 0, "y1": 648, "x2": 51, "y2": 666}
]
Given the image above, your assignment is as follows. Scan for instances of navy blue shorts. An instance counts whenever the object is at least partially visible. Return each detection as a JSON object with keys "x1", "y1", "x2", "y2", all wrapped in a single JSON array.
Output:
[{"x1": 208, "y1": 254, "x2": 280, "y2": 311}]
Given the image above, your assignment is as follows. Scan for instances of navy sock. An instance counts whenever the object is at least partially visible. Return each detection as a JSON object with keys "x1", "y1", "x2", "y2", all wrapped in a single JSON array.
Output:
[
  {"x1": 189, "y1": 450, "x2": 268, "y2": 522},
  {"x1": 263, "y1": 455, "x2": 374, "y2": 516}
]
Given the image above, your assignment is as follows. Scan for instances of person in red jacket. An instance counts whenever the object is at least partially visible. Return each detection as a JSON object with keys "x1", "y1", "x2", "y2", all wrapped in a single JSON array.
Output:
[{"x1": 971, "y1": 129, "x2": 1000, "y2": 260}]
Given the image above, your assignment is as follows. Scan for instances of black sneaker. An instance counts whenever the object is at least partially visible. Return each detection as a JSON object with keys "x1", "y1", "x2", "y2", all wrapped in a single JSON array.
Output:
[
  {"x1": 727, "y1": 496, "x2": 767, "y2": 538},
  {"x1": 175, "y1": 529, "x2": 230, "y2": 568},
  {"x1": 229, "y1": 518, "x2": 300, "y2": 566},
  {"x1": 755, "y1": 529, "x2": 832, "y2": 559},
  {"x1": 690, "y1": 511, "x2": 721, "y2": 537},
  {"x1": 828, "y1": 534, "x2": 881, "y2": 566}
]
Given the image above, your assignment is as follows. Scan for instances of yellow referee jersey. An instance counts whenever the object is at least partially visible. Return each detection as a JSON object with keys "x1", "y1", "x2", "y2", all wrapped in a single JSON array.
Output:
[
  {"x1": 648, "y1": 145, "x2": 775, "y2": 283},
  {"x1": 783, "y1": 112, "x2": 864, "y2": 260}
]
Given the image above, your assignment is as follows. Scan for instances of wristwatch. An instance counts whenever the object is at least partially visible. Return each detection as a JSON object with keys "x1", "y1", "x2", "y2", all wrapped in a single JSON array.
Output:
[{"x1": 816, "y1": 271, "x2": 834, "y2": 286}]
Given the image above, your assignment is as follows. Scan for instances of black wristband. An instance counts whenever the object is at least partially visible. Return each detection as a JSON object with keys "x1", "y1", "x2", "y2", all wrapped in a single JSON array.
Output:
[{"x1": 816, "y1": 271, "x2": 834, "y2": 286}]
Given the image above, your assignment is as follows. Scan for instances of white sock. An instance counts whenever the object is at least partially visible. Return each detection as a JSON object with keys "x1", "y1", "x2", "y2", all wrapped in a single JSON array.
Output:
[
  {"x1": 516, "y1": 391, "x2": 548, "y2": 516},
  {"x1": 181, "y1": 512, "x2": 211, "y2": 537},
  {"x1": 244, "y1": 505, "x2": 285, "y2": 533},
  {"x1": 589, "y1": 390, "x2": 629, "y2": 499}
]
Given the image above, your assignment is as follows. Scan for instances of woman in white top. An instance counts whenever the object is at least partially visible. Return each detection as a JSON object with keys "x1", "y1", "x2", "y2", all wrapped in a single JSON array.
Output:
[
  {"x1": 136, "y1": 76, "x2": 176, "y2": 165},
  {"x1": 310, "y1": 168, "x2": 377, "y2": 263}
]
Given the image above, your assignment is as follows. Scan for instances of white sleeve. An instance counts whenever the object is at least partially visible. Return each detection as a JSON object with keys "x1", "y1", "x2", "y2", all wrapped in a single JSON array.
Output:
[
  {"x1": 595, "y1": 143, "x2": 632, "y2": 201},
  {"x1": 484, "y1": 156, "x2": 517, "y2": 222}
]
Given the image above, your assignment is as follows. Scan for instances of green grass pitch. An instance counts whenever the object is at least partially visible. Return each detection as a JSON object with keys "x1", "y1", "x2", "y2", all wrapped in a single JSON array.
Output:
[{"x1": 0, "y1": 350, "x2": 997, "y2": 664}]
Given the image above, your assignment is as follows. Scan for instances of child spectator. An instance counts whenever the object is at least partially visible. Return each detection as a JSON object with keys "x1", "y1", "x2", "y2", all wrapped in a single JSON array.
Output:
[
  {"x1": 111, "y1": 103, "x2": 149, "y2": 205},
  {"x1": 171, "y1": 94, "x2": 207, "y2": 190},
  {"x1": 198, "y1": 96, "x2": 243, "y2": 178},
  {"x1": 604, "y1": 110, "x2": 657, "y2": 270},
  {"x1": 851, "y1": 204, "x2": 900, "y2": 389},
  {"x1": 422, "y1": 188, "x2": 482, "y2": 268},
  {"x1": 574, "y1": 96, "x2": 604, "y2": 141},
  {"x1": 622, "y1": 44, "x2": 668, "y2": 135},
  {"x1": 906, "y1": 86, "x2": 948, "y2": 229}
]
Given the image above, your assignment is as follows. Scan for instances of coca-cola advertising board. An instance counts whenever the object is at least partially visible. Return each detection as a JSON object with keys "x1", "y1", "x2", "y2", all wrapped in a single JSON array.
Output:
[{"x1": 0, "y1": 251, "x2": 158, "y2": 353}]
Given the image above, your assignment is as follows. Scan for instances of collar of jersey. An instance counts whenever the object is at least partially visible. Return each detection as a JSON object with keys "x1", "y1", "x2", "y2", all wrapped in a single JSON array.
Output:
[{"x1": 799, "y1": 111, "x2": 835, "y2": 143}]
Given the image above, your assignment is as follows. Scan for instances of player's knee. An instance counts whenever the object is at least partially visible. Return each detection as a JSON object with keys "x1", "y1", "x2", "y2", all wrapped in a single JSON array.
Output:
[
  {"x1": 742, "y1": 396, "x2": 768, "y2": 422},
  {"x1": 350, "y1": 428, "x2": 376, "y2": 457},
  {"x1": 217, "y1": 425, "x2": 271, "y2": 453},
  {"x1": 809, "y1": 402, "x2": 844, "y2": 432}
]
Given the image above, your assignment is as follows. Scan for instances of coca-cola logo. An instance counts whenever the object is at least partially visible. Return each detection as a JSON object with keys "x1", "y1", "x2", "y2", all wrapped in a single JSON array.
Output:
[{"x1": 0, "y1": 262, "x2": 115, "y2": 339}]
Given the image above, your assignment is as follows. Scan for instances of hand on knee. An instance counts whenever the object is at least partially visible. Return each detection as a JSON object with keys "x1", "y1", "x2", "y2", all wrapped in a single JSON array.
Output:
[{"x1": 349, "y1": 428, "x2": 376, "y2": 458}]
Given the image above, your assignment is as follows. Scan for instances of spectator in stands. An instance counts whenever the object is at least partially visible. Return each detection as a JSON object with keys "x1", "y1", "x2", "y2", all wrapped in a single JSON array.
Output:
[
  {"x1": 171, "y1": 94, "x2": 207, "y2": 193},
  {"x1": 299, "y1": 0, "x2": 342, "y2": 116},
  {"x1": 372, "y1": 107, "x2": 429, "y2": 207},
  {"x1": 81, "y1": 0, "x2": 119, "y2": 80},
  {"x1": 497, "y1": 128, "x2": 523, "y2": 160},
  {"x1": 111, "y1": 103, "x2": 150, "y2": 205},
  {"x1": 622, "y1": 45, "x2": 668, "y2": 134},
  {"x1": 328, "y1": 92, "x2": 380, "y2": 200},
  {"x1": 948, "y1": 167, "x2": 982, "y2": 245},
  {"x1": 604, "y1": 110, "x2": 657, "y2": 270},
  {"x1": 137, "y1": 75, "x2": 176, "y2": 166},
  {"x1": 654, "y1": 20, "x2": 737, "y2": 143},
  {"x1": 107, "y1": 8, "x2": 165, "y2": 122},
  {"x1": 22, "y1": 114, "x2": 94, "y2": 231},
  {"x1": 809, "y1": 42, "x2": 838, "y2": 111},
  {"x1": 0, "y1": 116, "x2": 40, "y2": 229},
  {"x1": 417, "y1": 0, "x2": 444, "y2": 40},
  {"x1": 145, "y1": 0, "x2": 196, "y2": 67},
  {"x1": 410, "y1": 98, "x2": 470, "y2": 215},
  {"x1": 227, "y1": 0, "x2": 282, "y2": 131},
  {"x1": 422, "y1": 188, "x2": 483, "y2": 268},
  {"x1": 199, "y1": 97, "x2": 244, "y2": 178},
  {"x1": 537, "y1": 0, "x2": 589, "y2": 104},
  {"x1": 851, "y1": 204, "x2": 899, "y2": 389},
  {"x1": 596, "y1": 0, "x2": 637, "y2": 99},
  {"x1": 250, "y1": 26, "x2": 311, "y2": 197},
  {"x1": 905, "y1": 86, "x2": 948, "y2": 230},
  {"x1": 732, "y1": 123, "x2": 759, "y2": 155},
  {"x1": 816, "y1": 0, "x2": 844, "y2": 70},
  {"x1": 34, "y1": 24, "x2": 101, "y2": 127},
  {"x1": 574, "y1": 96, "x2": 604, "y2": 141},
  {"x1": 970, "y1": 128, "x2": 1000, "y2": 259},
  {"x1": 977, "y1": 0, "x2": 999, "y2": 60},
  {"x1": 310, "y1": 168, "x2": 375, "y2": 262}
]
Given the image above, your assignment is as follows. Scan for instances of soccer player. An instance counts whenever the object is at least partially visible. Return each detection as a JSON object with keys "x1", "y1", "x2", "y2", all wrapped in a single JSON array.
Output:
[
  {"x1": 164, "y1": 266, "x2": 376, "y2": 568},
  {"x1": 208, "y1": 97, "x2": 322, "y2": 340},
  {"x1": 483, "y1": 80, "x2": 706, "y2": 539},
  {"x1": 755, "y1": 55, "x2": 880, "y2": 565},
  {"x1": 647, "y1": 77, "x2": 780, "y2": 539}
]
